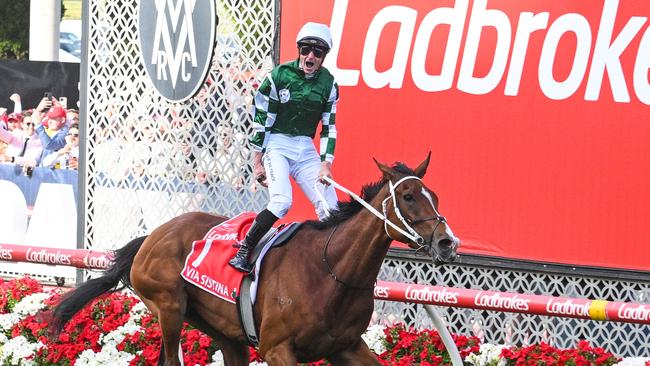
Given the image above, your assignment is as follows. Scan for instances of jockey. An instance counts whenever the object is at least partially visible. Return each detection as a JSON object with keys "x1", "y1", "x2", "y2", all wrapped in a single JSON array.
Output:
[{"x1": 229, "y1": 22, "x2": 340, "y2": 273}]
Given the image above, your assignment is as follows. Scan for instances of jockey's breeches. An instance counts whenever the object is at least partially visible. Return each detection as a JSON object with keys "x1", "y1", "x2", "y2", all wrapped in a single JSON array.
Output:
[{"x1": 262, "y1": 134, "x2": 338, "y2": 220}]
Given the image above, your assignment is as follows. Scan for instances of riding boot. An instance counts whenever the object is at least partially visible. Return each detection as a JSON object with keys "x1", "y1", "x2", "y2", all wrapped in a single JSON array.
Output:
[{"x1": 229, "y1": 210, "x2": 278, "y2": 273}]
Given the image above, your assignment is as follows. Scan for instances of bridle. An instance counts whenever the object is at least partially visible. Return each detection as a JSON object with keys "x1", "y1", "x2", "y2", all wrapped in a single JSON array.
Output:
[
  {"x1": 318, "y1": 176, "x2": 447, "y2": 250},
  {"x1": 316, "y1": 176, "x2": 449, "y2": 288},
  {"x1": 381, "y1": 176, "x2": 447, "y2": 255}
]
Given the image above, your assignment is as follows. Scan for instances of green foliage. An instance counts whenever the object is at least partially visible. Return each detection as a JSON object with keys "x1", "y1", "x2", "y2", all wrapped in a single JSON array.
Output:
[
  {"x1": 0, "y1": 1, "x2": 68, "y2": 60},
  {"x1": 0, "y1": 1, "x2": 29, "y2": 59}
]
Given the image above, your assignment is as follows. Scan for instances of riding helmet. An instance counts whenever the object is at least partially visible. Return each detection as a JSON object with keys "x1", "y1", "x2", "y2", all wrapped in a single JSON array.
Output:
[{"x1": 296, "y1": 22, "x2": 333, "y2": 51}]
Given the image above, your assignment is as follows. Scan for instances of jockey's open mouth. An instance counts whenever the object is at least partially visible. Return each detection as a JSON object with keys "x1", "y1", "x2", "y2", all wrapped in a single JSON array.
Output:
[{"x1": 301, "y1": 58, "x2": 319, "y2": 75}]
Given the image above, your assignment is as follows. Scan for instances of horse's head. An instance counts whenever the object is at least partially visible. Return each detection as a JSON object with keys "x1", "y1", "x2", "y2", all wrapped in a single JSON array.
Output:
[{"x1": 374, "y1": 153, "x2": 460, "y2": 264}]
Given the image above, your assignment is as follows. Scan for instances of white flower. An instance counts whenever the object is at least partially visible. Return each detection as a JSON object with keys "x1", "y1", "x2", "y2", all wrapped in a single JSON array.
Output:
[
  {"x1": 615, "y1": 358, "x2": 650, "y2": 366},
  {"x1": 0, "y1": 313, "x2": 22, "y2": 333},
  {"x1": 99, "y1": 323, "x2": 142, "y2": 347},
  {"x1": 0, "y1": 313, "x2": 19, "y2": 344},
  {"x1": 0, "y1": 335, "x2": 44, "y2": 366},
  {"x1": 466, "y1": 343, "x2": 507, "y2": 366},
  {"x1": 205, "y1": 350, "x2": 225, "y2": 366},
  {"x1": 75, "y1": 346, "x2": 135, "y2": 366},
  {"x1": 128, "y1": 301, "x2": 149, "y2": 324},
  {"x1": 13, "y1": 292, "x2": 51, "y2": 316},
  {"x1": 96, "y1": 299, "x2": 146, "y2": 348},
  {"x1": 362, "y1": 324, "x2": 387, "y2": 355},
  {"x1": 200, "y1": 350, "x2": 273, "y2": 366}
]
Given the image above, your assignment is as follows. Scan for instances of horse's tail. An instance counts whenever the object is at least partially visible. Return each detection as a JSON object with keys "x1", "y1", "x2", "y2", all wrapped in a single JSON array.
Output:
[{"x1": 48, "y1": 235, "x2": 147, "y2": 335}]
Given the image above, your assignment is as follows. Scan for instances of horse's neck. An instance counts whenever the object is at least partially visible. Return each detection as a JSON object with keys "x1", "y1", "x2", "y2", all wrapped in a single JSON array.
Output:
[{"x1": 328, "y1": 191, "x2": 393, "y2": 287}]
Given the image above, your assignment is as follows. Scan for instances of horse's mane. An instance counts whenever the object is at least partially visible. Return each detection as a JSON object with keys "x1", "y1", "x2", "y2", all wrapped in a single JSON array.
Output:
[{"x1": 304, "y1": 162, "x2": 417, "y2": 230}]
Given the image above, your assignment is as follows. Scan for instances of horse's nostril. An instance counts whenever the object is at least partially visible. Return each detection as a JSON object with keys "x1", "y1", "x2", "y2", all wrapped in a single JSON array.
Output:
[{"x1": 437, "y1": 238, "x2": 453, "y2": 248}]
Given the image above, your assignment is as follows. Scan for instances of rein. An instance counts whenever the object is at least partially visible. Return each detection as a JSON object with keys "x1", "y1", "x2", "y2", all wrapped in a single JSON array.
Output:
[{"x1": 321, "y1": 225, "x2": 374, "y2": 290}]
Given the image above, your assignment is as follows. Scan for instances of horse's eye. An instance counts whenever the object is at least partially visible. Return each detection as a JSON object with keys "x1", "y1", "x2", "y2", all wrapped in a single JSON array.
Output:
[{"x1": 404, "y1": 194, "x2": 414, "y2": 202}]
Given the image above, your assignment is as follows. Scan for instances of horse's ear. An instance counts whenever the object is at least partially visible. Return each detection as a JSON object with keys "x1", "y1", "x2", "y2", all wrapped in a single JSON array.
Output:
[
  {"x1": 374, "y1": 158, "x2": 396, "y2": 180},
  {"x1": 413, "y1": 151, "x2": 431, "y2": 178}
]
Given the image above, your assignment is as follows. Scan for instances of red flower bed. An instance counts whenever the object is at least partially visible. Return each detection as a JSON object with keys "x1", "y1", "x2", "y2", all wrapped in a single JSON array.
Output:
[
  {"x1": 0, "y1": 276, "x2": 42, "y2": 313},
  {"x1": 378, "y1": 323, "x2": 481, "y2": 365},
  {"x1": 501, "y1": 340, "x2": 620, "y2": 366}
]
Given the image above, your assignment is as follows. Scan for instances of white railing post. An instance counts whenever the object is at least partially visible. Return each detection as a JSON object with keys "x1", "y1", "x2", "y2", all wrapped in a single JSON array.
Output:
[{"x1": 424, "y1": 305, "x2": 463, "y2": 366}]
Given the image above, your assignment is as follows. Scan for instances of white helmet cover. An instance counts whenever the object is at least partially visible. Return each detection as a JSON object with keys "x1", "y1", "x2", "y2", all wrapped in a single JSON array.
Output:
[{"x1": 296, "y1": 22, "x2": 333, "y2": 50}]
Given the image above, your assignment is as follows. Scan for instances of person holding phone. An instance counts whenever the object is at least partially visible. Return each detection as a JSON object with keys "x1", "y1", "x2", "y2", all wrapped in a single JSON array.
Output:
[
  {"x1": 33, "y1": 96, "x2": 70, "y2": 164},
  {"x1": 229, "y1": 22, "x2": 340, "y2": 273}
]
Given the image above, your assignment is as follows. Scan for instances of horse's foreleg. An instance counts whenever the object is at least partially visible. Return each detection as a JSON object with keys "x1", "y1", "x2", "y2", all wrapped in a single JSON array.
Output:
[
  {"x1": 262, "y1": 342, "x2": 297, "y2": 366},
  {"x1": 327, "y1": 340, "x2": 381, "y2": 366}
]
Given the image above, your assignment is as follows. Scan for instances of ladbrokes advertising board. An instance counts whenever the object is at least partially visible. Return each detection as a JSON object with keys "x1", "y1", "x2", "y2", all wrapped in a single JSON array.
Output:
[{"x1": 279, "y1": 0, "x2": 650, "y2": 271}]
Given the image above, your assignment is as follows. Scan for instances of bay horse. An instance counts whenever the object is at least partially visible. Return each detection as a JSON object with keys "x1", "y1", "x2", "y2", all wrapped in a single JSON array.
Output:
[{"x1": 49, "y1": 154, "x2": 459, "y2": 365}]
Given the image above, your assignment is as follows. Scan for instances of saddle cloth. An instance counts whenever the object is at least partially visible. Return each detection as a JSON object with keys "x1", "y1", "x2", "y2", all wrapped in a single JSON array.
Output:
[
  {"x1": 181, "y1": 212, "x2": 256, "y2": 304},
  {"x1": 181, "y1": 212, "x2": 300, "y2": 304}
]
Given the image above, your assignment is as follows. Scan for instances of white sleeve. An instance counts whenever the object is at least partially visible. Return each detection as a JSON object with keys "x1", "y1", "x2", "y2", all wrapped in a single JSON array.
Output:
[{"x1": 40, "y1": 151, "x2": 59, "y2": 168}]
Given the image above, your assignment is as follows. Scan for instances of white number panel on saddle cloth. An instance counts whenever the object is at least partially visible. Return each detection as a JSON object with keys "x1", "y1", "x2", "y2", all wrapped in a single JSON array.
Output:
[{"x1": 181, "y1": 212, "x2": 297, "y2": 304}]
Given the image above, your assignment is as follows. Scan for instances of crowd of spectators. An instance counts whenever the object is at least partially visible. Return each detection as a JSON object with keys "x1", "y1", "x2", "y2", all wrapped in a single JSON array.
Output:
[
  {"x1": 0, "y1": 93, "x2": 79, "y2": 175},
  {"x1": 93, "y1": 102, "x2": 250, "y2": 185},
  {"x1": 0, "y1": 86, "x2": 256, "y2": 197}
]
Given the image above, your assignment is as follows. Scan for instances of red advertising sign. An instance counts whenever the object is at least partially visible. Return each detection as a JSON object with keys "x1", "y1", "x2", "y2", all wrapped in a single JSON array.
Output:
[
  {"x1": 0, "y1": 243, "x2": 112, "y2": 270},
  {"x1": 375, "y1": 281, "x2": 650, "y2": 324},
  {"x1": 278, "y1": 0, "x2": 650, "y2": 271}
]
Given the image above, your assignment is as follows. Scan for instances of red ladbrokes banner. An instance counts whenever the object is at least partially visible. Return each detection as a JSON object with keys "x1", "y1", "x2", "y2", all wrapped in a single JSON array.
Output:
[{"x1": 279, "y1": 0, "x2": 650, "y2": 271}]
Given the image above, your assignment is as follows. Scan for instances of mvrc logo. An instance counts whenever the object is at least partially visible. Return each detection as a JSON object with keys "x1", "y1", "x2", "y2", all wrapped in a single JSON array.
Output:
[{"x1": 138, "y1": 0, "x2": 216, "y2": 102}]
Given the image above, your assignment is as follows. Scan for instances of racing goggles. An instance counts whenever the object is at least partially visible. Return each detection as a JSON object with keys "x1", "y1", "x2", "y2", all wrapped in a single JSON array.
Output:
[{"x1": 299, "y1": 45, "x2": 326, "y2": 58}]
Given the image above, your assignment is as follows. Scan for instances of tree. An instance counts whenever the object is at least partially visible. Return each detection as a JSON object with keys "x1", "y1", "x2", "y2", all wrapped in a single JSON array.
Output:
[
  {"x1": 0, "y1": 1, "x2": 66, "y2": 60},
  {"x1": 0, "y1": 2, "x2": 29, "y2": 59}
]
